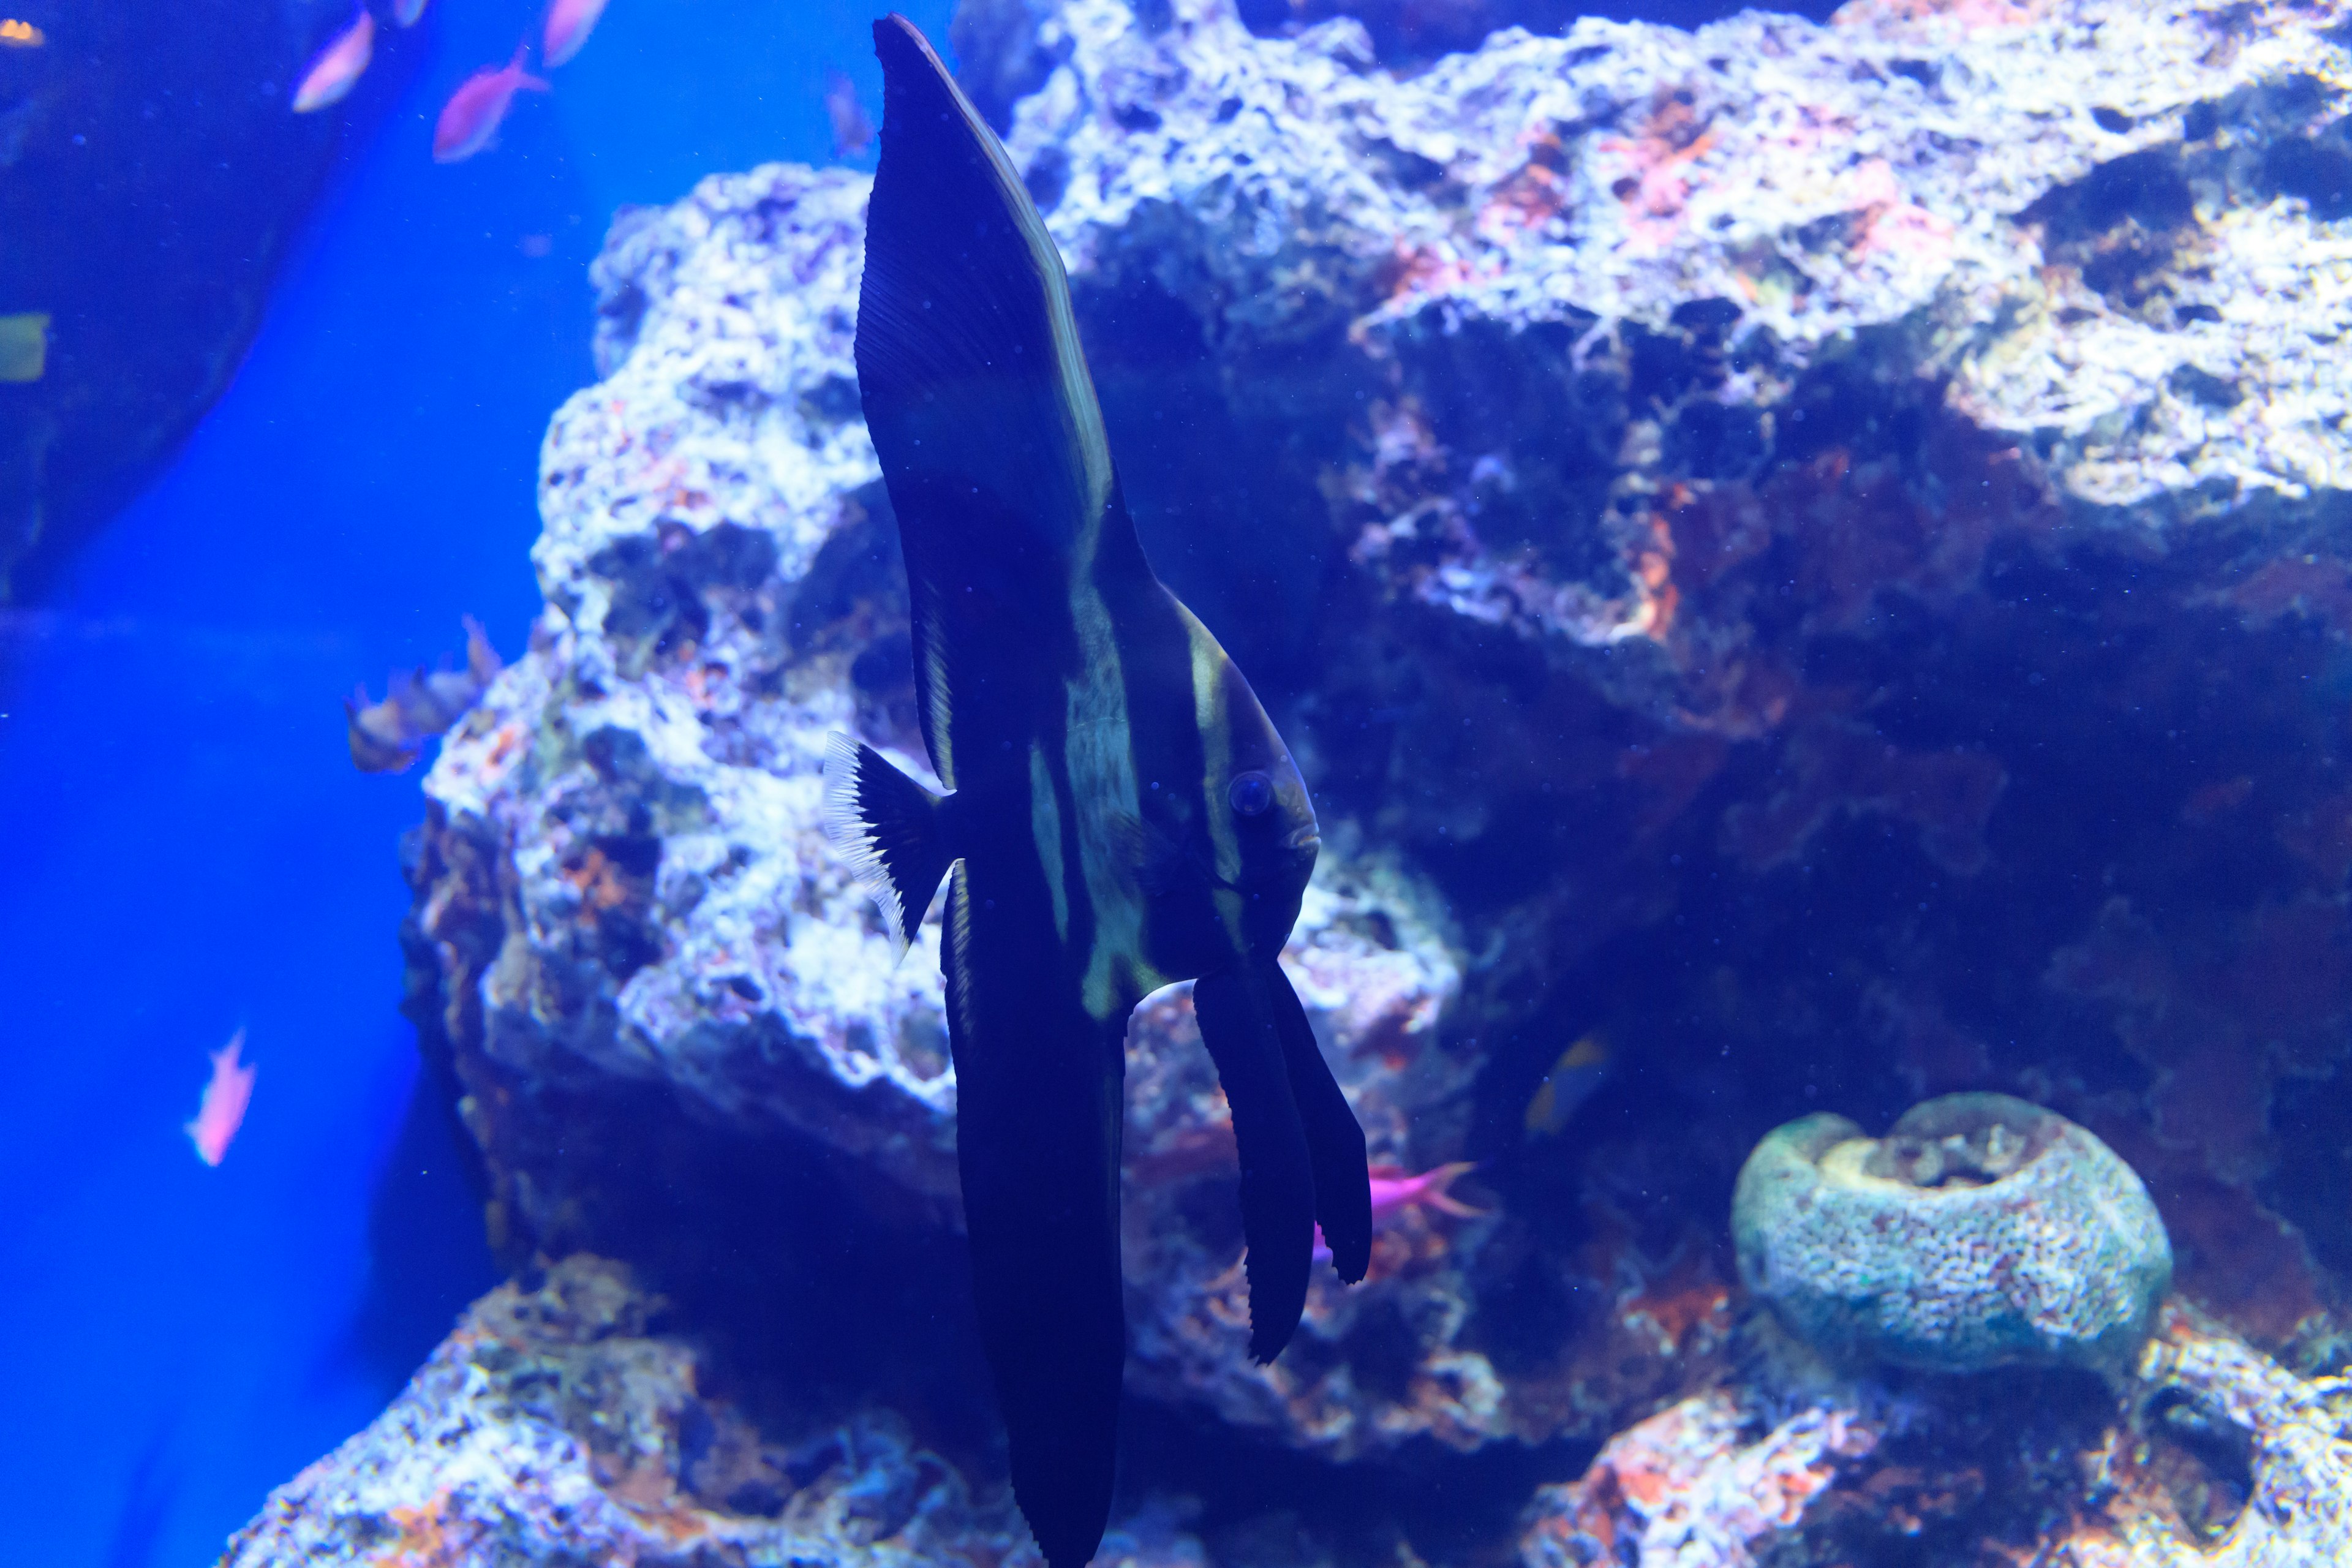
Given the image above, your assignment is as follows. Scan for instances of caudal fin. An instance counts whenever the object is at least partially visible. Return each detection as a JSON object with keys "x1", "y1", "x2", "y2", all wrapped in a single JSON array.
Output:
[{"x1": 821, "y1": 733, "x2": 952, "y2": 956}]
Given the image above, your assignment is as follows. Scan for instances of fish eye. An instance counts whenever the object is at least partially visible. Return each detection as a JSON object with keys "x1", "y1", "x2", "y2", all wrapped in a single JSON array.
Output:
[{"x1": 1228, "y1": 771, "x2": 1274, "y2": 818}]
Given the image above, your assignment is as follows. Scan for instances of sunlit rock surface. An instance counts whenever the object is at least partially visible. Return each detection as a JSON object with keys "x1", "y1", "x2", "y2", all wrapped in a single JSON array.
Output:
[
  {"x1": 995, "y1": 0, "x2": 2352, "y2": 676},
  {"x1": 220, "y1": 1257, "x2": 1209, "y2": 1568},
  {"x1": 382, "y1": 0, "x2": 2352, "y2": 1558}
]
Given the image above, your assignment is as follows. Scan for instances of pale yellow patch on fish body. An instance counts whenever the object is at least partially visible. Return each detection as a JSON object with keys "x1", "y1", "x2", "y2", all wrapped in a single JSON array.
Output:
[
  {"x1": 0, "y1": 312, "x2": 48, "y2": 382},
  {"x1": 1030, "y1": 740, "x2": 1071, "y2": 946},
  {"x1": 1183, "y1": 605, "x2": 1253, "y2": 952}
]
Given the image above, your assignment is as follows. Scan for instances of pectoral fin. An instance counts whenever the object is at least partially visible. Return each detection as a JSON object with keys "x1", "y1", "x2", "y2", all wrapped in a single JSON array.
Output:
[
  {"x1": 821, "y1": 733, "x2": 952, "y2": 956},
  {"x1": 1191, "y1": 964, "x2": 1317, "y2": 1362},
  {"x1": 944, "y1": 864, "x2": 1125, "y2": 1568},
  {"x1": 1265, "y1": 963, "x2": 1372, "y2": 1285}
]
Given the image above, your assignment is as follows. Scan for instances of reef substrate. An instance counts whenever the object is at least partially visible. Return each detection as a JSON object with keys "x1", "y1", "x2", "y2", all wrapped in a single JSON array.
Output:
[
  {"x1": 241, "y1": 0, "x2": 2352, "y2": 1561},
  {"x1": 219, "y1": 1255, "x2": 1210, "y2": 1568}
]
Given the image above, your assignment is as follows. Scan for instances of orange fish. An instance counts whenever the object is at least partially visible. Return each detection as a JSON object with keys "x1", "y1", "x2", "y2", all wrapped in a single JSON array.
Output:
[
  {"x1": 186, "y1": 1030, "x2": 257, "y2": 1167},
  {"x1": 343, "y1": 616, "x2": 504, "y2": 773},
  {"x1": 542, "y1": 0, "x2": 608, "y2": 68},
  {"x1": 292, "y1": 10, "x2": 375, "y2": 113},
  {"x1": 433, "y1": 48, "x2": 551, "y2": 163},
  {"x1": 0, "y1": 17, "x2": 44, "y2": 47}
]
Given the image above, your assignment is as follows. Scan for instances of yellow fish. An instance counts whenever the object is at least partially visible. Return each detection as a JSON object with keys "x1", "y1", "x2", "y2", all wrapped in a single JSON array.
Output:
[
  {"x1": 1525, "y1": 1032, "x2": 1614, "y2": 1138},
  {"x1": 0, "y1": 313, "x2": 48, "y2": 382},
  {"x1": 0, "y1": 18, "x2": 42, "y2": 47}
]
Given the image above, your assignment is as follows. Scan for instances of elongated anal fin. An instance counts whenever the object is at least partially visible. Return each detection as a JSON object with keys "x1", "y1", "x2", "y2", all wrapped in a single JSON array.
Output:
[
  {"x1": 1191, "y1": 965, "x2": 1317, "y2": 1362},
  {"x1": 946, "y1": 862, "x2": 1126, "y2": 1568},
  {"x1": 1264, "y1": 962, "x2": 1373, "y2": 1286},
  {"x1": 821, "y1": 733, "x2": 952, "y2": 957}
]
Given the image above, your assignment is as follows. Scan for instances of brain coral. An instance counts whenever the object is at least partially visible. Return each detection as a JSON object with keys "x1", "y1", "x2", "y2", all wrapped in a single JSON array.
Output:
[{"x1": 1732, "y1": 1093, "x2": 2171, "y2": 1374}]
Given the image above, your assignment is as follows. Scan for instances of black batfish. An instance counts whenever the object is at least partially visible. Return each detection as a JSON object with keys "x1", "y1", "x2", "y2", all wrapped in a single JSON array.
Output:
[{"x1": 826, "y1": 15, "x2": 1373, "y2": 1566}]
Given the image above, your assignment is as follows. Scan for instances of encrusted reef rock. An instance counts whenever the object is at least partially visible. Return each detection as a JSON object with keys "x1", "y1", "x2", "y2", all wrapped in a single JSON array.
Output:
[
  {"x1": 388, "y1": 0, "x2": 2352, "y2": 1556},
  {"x1": 2119, "y1": 1303, "x2": 2352, "y2": 1567},
  {"x1": 405, "y1": 159, "x2": 1496, "y2": 1460},
  {"x1": 946, "y1": 0, "x2": 2352, "y2": 1384},
  {"x1": 221, "y1": 1256, "x2": 1209, "y2": 1568},
  {"x1": 1733, "y1": 1093, "x2": 2172, "y2": 1374},
  {"x1": 1519, "y1": 1349, "x2": 1902, "y2": 1568},
  {"x1": 1521, "y1": 1302, "x2": 2352, "y2": 1568},
  {"x1": 987, "y1": 0, "x2": 2352, "y2": 685}
]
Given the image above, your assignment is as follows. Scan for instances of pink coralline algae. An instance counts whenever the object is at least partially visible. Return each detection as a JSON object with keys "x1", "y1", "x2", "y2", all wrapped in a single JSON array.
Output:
[
  {"x1": 1594, "y1": 89, "x2": 1721, "y2": 251},
  {"x1": 1520, "y1": 1384, "x2": 1890, "y2": 1568},
  {"x1": 1836, "y1": 0, "x2": 2051, "y2": 29}
]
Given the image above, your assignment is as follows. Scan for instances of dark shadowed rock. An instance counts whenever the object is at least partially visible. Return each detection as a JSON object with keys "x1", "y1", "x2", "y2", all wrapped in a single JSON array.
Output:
[{"x1": 0, "y1": 0, "x2": 415, "y2": 598}]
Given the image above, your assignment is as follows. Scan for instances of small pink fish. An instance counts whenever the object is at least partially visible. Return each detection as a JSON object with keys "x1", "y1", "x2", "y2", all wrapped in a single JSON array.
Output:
[
  {"x1": 1313, "y1": 1161, "x2": 1485, "y2": 1262},
  {"x1": 433, "y1": 48, "x2": 551, "y2": 164},
  {"x1": 542, "y1": 0, "x2": 609, "y2": 69},
  {"x1": 186, "y1": 1030, "x2": 257, "y2": 1167},
  {"x1": 824, "y1": 70, "x2": 873, "y2": 160},
  {"x1": 291, "y1": 10, "x2": 375, "y2": 113},
  {"x1": 393, "y1": 0, "x2": 428, "y2": 26}
]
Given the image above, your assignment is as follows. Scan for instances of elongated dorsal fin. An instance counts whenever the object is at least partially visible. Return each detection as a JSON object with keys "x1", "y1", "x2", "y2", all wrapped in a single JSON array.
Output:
[
  {"x1": 858, "y1": 13, "x2": 1138, "y2": 794},
  {"x1": 856, "y1": 15, "x2": 1112, "y2": 560}
]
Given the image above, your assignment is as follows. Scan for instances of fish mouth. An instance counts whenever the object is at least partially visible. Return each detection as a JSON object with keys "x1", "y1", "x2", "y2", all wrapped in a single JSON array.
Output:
[{"x1": 1284, "y1": 826, "x2": 1322, "y2": 853}]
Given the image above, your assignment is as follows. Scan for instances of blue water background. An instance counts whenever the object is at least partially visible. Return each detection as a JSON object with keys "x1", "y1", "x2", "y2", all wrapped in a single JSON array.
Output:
[{"x1": 0, "y1": 4, "x2": 947, "y2": 1565}]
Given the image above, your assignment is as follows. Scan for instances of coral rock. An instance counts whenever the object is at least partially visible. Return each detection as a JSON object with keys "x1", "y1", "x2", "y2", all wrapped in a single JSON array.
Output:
[
  {"x1": 1520, "y1": 1303, "x2": 2352, "y2": 1567},
  {"x1": 392, "y1": 0, "x2": 2352, "y2": 1518},
  {"x1": 217, "y1": 1256, "x2": 1081, "y2": 1568},
  {"x1": 2115, "y1": 1302, "x2": 2352, "y2": 1567},
  {"x1": 404, "y1": 154, "x2": 1491, "y2": 1456},
  {"x1": 1519, "y1": 1374, "x2": 1894, "y2": 1568}
]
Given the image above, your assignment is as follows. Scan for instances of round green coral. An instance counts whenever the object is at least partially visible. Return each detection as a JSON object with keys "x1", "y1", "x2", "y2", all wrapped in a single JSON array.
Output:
[{"x1": 1732, "y1": 1093, "x2": 2171, "y2": 1374}]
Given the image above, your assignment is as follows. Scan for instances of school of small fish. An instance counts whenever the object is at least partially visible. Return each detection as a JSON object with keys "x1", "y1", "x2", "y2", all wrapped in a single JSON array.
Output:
[
  {"x1": 289, "y1": 0, "x2": 607, "y2": 164},
  {"x1": 287, "y1": 1, "x2": 881, "y2": 170}
]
